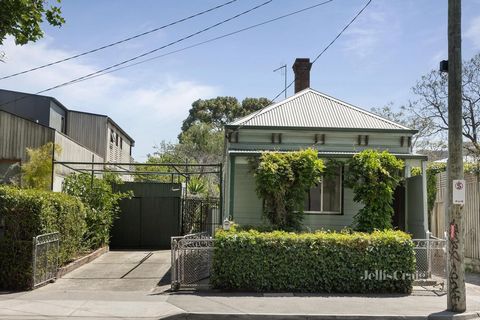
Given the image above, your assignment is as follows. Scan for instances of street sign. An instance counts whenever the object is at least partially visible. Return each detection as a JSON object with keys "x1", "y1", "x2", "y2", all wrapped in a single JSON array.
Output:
[{"x1": 453, "y1": 179, "x2": 465, "y2": 205}]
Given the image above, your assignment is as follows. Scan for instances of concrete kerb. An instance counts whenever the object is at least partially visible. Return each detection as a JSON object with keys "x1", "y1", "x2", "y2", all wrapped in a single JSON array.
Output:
[{"x1": 160, "y1": 312, "x2": 480, "y2": 320}]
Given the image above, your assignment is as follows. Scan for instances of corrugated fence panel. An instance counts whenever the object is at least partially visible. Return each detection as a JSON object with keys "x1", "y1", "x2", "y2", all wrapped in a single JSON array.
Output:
[{"x1": 432, "y1": 171, "x2": 480, "y2": 262}]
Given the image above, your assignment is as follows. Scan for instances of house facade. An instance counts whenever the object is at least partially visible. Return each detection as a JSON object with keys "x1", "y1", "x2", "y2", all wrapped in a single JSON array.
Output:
[
  {"x1": 0, "y1": 89, "x2": 135, "y2": 190},
  {"x1": 223, "y1": 59, "x2": 428, "y2": 237}
]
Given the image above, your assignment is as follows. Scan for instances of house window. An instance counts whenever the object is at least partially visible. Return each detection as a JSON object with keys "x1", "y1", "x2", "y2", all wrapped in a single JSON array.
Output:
[
  {"x1": 304, "y1": 166, "x2": 343, "y2": 214},
  {"x1": 120, "y1": 137, "x2": 123, "y2": 149},
  {"x1": 115, "y1": 133, "x2": 119, "y2": 146}
]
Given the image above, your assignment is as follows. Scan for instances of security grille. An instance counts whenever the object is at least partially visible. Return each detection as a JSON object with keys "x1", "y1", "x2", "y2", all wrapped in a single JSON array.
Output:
[
  {"x1": 32, "y1": 232, "x2": 60, "y2": 288},
  {"x1": 171, "y1": 232, "x2": 214, "y2": 290},
  {"x1": 412, "y1": 237, "x2": 447, "y2": 291}
]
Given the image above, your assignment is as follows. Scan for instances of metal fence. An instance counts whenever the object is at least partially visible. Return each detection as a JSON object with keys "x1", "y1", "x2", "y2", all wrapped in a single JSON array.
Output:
[
  {"x1": 181, "y1": 198, "x2": 221, "y2": 235},
  {"x1": 32, "y1": 232, "x2": 60, "y2": 288},
  {"x1": 171, "y1": 232, "x2": 214, "y2": 290},
  {"x1": 412, "y1": 236, "x2": 447, "y2": 291}
]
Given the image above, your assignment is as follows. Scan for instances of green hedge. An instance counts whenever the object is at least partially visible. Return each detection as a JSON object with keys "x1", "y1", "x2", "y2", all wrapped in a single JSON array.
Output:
[
  {"x1": 0, "y1": 186, "x2": 86, "y2": 290},
  {"x1": 211, "y1": 229, "x2": 416, "y2": 293}
]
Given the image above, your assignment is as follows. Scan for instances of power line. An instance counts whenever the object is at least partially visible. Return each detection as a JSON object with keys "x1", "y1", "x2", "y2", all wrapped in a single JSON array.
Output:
[
  {"x1": 270, "y1": 0, "x2": 373, "y2": 102},
  {"x1": 0, "y1": 0, "x2": 239, "y2": 81},
  {"x1": 312, "y1": 0, "x2": 372, "y2": 63},
  {"x1": 68, "y1": 0, "x2": 335, "y2": 85},
  {"x1": 34, "y1": 0, "x2": 273, "y2": 96}
]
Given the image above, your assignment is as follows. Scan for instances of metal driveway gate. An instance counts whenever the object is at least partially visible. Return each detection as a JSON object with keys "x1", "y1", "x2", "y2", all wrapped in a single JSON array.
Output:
[
  {"x1": 111, "y1": 182, "x2": 181, "y2": 249},
  {"x1": 32, "y1": 232, "x2": 60, "y2": 288},
  {"x1": 171, "y1": 233, "x2": 214, "y2": 290},
  {"x1": 413, "y1": 237, "x2": 447, "y2": 291}
]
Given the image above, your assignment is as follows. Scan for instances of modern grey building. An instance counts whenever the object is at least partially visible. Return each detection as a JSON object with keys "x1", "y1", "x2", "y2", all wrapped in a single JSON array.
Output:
[{"x1": 0, "y1": 89, "x2": 135, "y2": 189}]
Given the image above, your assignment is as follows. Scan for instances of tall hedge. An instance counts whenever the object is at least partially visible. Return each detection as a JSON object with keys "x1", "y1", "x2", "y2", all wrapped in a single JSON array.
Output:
[
  {"x1": 0, "y1": 186, "x2": 86, "y2": 290},
  {"x1": 211, "y1": 229, "x2": 415, "y2": 293}
]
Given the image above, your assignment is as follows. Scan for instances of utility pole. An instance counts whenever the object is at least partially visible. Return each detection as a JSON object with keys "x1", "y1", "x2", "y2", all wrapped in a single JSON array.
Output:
[
  {"x1": 273, "y1": 64, "x2": 287, "y2": 99},
  {"x1": 447, "y1": 0, "x2": 466, "y2": 312}
]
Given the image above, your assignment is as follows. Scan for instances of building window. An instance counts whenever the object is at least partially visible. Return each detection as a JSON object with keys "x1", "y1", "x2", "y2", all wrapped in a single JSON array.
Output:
[
  {"x1": 115, "y1": 133, "x2": 119, "y2": 146},
  {"x1": 120, "y1": 137, "x2": 123, "y2": 149},
  {"x1": 110, "y1": 130, "x2": 115, "y2": 143},
  {"x1": 304, "y1": 166, "x2": 342, "y2": 214}
]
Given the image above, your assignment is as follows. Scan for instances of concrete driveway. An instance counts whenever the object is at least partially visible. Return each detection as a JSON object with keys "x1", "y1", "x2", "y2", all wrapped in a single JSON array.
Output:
[
  {"x1": 52, "y1": 250, "x2": 171, "y2": 292},
  {"x1": 0, "y1": 250, "x2": 182, "y2": 319}
]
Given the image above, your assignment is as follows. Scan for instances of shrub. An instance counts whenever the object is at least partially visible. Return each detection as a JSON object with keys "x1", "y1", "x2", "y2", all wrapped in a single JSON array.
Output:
[
  {"x1": 252, "y1": 149, "x2": 324, "y2": 230},
  {"x1": 211, "y1": 229, "x2": 415, "y2": 293},
  {"x1": 0, "y1": 186, "x2": 86, "y2": 290},
  {"x1": 62, "y1": 172, "x2": 131, "y2": 249},
  {"x1": 22, "y1": 142, "x2": 62, "y2": 190},
  {"x1": 345, "y1": 150, "x2": 404, "y2": 232}
]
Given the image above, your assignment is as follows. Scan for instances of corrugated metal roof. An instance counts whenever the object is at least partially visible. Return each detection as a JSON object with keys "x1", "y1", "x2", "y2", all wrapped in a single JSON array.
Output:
[{"x1": 229, "y1": 88, "x2": 412, "y2": 131}]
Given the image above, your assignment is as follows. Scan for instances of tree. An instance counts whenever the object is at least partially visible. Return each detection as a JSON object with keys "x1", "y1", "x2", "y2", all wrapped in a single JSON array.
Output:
[
  {"x1": 137, "y1": 124, "x2": 223, "y2": 196},
  {"x1": 0, "y1": 0, "x2": 65, "y2": 46},
  {"x1": 22, "y1": 142, "x2": 61, "y2": 190},
  {"x1": 62, "y1": 172, "x2": 131, "y2": 249},
  {"x1": 371, "y1": 103, "x2": 444, "y2": 157},
  {"x1": 176, "y1": 123, "x2": 223, "y2": 164},
  {"x1": 407, "y1": 53, "x2": 480, "y2": 156},
  {"x1": 181, "y1": 96, "x2": 270, "y2": 134}
]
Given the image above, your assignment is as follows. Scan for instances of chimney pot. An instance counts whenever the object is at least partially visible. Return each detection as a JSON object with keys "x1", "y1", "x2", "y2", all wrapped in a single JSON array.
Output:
[{"x1": 292, "y1": 58, "x2": 312, "y2": 93}]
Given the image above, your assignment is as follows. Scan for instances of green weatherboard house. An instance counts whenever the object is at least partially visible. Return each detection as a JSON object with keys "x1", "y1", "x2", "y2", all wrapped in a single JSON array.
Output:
[{"x1": 223, "y1": 58, "x2": 428, "y2": 238}]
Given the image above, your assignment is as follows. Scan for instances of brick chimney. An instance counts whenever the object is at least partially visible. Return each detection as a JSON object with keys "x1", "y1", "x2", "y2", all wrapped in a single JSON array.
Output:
[{"x1": 292, "y1": 58, "x2": 312, "y2": 93}]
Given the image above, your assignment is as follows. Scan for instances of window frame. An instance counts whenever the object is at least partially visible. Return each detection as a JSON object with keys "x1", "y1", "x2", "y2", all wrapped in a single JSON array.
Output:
[{"x1": 304, "y1": 165, "x2": 344, "y2": 215}]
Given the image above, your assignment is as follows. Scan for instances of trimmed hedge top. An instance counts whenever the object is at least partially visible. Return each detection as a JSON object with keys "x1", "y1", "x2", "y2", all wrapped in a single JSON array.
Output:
[{"x1": 212, "y1": 229, "x2": 415, "y2": 293}]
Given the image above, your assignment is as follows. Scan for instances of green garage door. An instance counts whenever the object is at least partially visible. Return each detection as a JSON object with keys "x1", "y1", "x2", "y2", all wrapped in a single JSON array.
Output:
[{"x1": 110, "y1": 182, "x2": 181, "y2": 249}]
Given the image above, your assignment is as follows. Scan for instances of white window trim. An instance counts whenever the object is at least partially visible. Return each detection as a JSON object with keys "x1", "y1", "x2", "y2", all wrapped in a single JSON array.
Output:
[{"x1": 304, "y1": 167, "x2": 343, "y2": 215}]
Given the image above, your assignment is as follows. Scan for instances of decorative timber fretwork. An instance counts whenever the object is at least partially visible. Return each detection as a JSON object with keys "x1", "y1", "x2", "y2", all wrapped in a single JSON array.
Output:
[{"x1": 314, "y1": 134, "x2": 325, "y2": 145}]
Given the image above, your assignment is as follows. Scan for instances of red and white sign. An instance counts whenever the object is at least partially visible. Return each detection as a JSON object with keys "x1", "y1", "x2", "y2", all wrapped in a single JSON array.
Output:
[{"x1": 453, "y1": 179, "x2": 465, "y2": 205}]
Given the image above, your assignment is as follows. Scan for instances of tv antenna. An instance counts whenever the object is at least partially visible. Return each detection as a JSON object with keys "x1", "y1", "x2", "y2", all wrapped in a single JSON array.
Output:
[{"x1": 273, "y1": 64, "x2": 287, "y2": 99}]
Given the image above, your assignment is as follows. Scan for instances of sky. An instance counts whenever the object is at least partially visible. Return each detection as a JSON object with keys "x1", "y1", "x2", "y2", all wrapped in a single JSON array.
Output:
[{"x1": 1, "y1": 0, "x2": 480, "y2": 160}]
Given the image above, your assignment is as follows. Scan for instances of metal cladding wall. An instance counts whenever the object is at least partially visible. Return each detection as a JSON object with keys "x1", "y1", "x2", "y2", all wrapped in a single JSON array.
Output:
[
  {"x1": 66, "y1": 112, "x2": 108, "y2": 159},
  {"x1": 0, "y1": 110, "x2": 55, "y2": 161},
  {"x1": 111, "y1": 182, "x2": 182, "y2": 249},
  {"x1": 0, "y1": 90, "x2": 51, "y2": 127},
  {"x1": 52, "y1": 131, "x2": 104, "y2": 191}
]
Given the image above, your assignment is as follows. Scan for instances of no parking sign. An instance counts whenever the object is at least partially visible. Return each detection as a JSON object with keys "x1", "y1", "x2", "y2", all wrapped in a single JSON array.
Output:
[{"x1": 453, "y1": 179, "x2": 465, "y2": 205}]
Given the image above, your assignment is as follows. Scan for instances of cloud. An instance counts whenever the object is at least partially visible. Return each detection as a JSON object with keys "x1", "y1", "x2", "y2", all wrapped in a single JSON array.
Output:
[
  {"x1": 0, "y1": 37, "x2": 219, "y2": 159},
  {"x1": 342, "y1": 4, "x2": 400, "y2": 59},
  {"x1": 466, "y1": 16, "x2": 480, "y2": 49}
]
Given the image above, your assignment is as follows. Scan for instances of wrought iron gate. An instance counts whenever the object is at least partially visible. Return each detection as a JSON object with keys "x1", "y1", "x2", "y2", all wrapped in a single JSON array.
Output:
[
  {"x1": 171, "y1": 232, "x2": 214, "y2": 290},
  {"x1": 32, "y1": 232, "x2": 60, "y2": 288},
  {"x1": 412, "y1": 236, "x2": 447, "y2": 291},
  {"x1": 181, "y1": 198, "x2": 221, "y2": 235}
]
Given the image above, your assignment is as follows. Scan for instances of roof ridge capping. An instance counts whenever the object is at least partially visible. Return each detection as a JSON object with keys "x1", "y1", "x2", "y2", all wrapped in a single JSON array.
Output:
[{"x1": 227, "y1": 88, "x2": 415, "y2": 132}]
